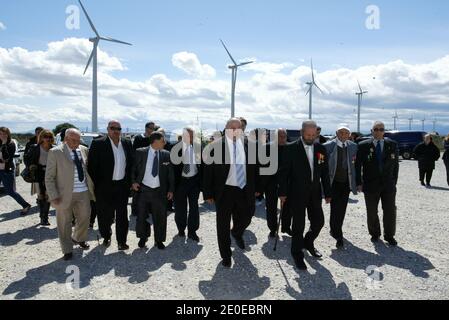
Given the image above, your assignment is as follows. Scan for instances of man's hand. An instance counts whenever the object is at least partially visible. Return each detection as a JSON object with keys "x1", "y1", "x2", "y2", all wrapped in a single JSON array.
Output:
[
  {"x1": 206, "y1": 198, "x2": 215, "y2": 205},
  {"x1": 325, "y1": 197, "x2": 332, "y2": 204},
  {"x1": 167, "y1": 192, "x2": 174, "y2": 201},
  {"x1": 132, "y1": 183, "x2": 140, "y2": 192},
  {"x1": 51, "y1": 198, "x2": 61, "y2": 206},
  {"x1": 279, "y1": 196, "x2": 287, "y2": 205},
  {"x1": 357, "y1": 185, "x2": 363, "y2": 193}
]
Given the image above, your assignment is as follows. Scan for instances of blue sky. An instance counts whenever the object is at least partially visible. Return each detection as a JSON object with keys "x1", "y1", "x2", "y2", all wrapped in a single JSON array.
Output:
[{"x1": 1, "y1": 0, "x2": 449, "y2": 133}]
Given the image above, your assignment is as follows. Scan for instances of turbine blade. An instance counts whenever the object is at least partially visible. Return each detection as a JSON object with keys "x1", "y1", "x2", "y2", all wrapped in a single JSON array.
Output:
[
  {"x1": 100, "y1": 37, "x2": 132, "y2": 46},
  {"x1": 237, "y1": 61, "x2": 254, "y2": 67},
  {"x1": 314, "y1": 82, "x2": 324, "y2": 94},
  {"x1": 83, "y1": 40, "x2": 98, "y2": 75},
  {"x1": 305, "y1": 86, "x2": 311, "y2": 96},
  {"x1": 220, "y1": 39, "x2": 237, "y2": 66},
  {"x1": 311, "y1": 59, "x2": 315, "y2": 82},
  {"x1": 357, "y1": 80, "x2": 363, "y2": 93},
  {"x1": 78, "y1": 0, "x2": 100, "y2": 37}
]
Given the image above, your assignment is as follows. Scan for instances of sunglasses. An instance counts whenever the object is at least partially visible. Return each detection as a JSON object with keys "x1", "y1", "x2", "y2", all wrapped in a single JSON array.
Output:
[
  {"x1": 109, "y1": 127, "x2": 122, "y2": 132},
  {"x1": 373, "y1": 128, "x2": 385, "y2": 132}
]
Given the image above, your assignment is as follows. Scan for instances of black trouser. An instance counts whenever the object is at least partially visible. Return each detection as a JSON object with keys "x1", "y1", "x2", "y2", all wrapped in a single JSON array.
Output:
[
  {"x1": 96, "y1": 180, "x2": 129, "y2": 245},
  {"x1": 419, "y1": 168, "x2": 433, "y2": 185},
  {"x1": 216, "y1": 186, "x2": 253, "y2": 260},
  {"x1": 265, "y1": 182, "x2": 292, "y2": 232},
  {"x1": 445, "y1": 160, "x2": 449, "y2": 186},
  {"x1": 90, "y1": 200, "x2": 97, "y2": 225},
  {"x1": 330, "y1": 180, "x2": 351, "y2": 241},
  {"x1": 37, "y1": 166, "x2": 50, "y2": 220},
  {"x1": 290, "y1": 190, "x2": 325, "y2": 258},
  {"x1": 174, "y1": 175, "x2": 200, "y2": 234},
  {"x1": 364, "y1": 189, "x2": 396, "y2": 239},
  {"x1": 136, "y1": 185, "x2": 167, "y2": 243}
]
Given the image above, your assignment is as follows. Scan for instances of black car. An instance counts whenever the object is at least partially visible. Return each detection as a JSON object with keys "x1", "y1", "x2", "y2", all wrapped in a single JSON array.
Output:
[{"x1": 357, "y1": 131, "x2": 426, "y2": 160}]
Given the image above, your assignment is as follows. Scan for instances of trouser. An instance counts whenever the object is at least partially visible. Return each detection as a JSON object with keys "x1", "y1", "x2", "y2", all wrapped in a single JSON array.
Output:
[
  {"x1": 291, "y1": 192, "x2": 325, "y2": 258},
  {"x1": 419, "y1": 168, "x2": 433, "y2": 185},
  {"x1": 136, "y1": 185, "x2": 167, "y2": 243},
  {"x1": 0, "y1": 170, "x2": 30, "y2": 209},
  {"x1": 364, "y1": 189, "x2": 397, "y2": 239},
  {"x1": 264, "y1": 182, "x2": 292, "y2": 232},
  {"x1": 174, "y1": 175, "x2": 201, "y2": 234},
  {"x1": 89, "y1": 201, "x2": 97, "y2": 225},
  {"x1": 330, "y1": 180, "x2": 351, "y2": 241},
  {"x1": 96, "y1": 180, "x2": 129, "y2": 245},
  {"x1": 216, "y1": 186, "x2": 253, "y2": 260},
  {"x1": 445, "y1": 160, "x2": 449, "y2": 186},
  {"x1": 55, "y1": 191, "x2": 91, "y2": 254}
]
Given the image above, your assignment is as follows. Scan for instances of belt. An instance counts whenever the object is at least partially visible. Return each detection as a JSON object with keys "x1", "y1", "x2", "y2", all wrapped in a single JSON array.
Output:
[{"x1": 141, "y1": 184, "x2": 160, "y2": 191}]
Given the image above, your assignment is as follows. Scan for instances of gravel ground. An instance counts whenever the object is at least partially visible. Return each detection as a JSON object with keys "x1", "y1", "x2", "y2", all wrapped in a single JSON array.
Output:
[{"x1": 0, "y1": 158, "x2": 448, "y2": 300}]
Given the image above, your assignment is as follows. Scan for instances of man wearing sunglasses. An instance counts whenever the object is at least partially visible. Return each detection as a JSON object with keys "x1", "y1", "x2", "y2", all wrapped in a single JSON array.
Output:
[
  {"x1": 88, "y1": 120, "x2": 134, "y2": 251},
  {"x1": 355, "y1": 121, "x2": 399, "y2": 246}
]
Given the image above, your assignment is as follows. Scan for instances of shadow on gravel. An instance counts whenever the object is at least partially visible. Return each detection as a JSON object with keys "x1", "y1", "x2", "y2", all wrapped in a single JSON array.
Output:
[
  {"x1": 261, "y1": 237, "x2": 352, "y2": 300},
  {"x1": 426, "y1": 186, "x2": 449, "y2": 191},
  {"x1": 0, "y1": 224, "x2": 58, "y2": 246},
  {"x1": 330, "y1": 240, "x2": 435, "y2": 278},
  {"x1": 0, "y1": 206, "x2": 42, "y2": 223},
  {"x1": 198, "y1": 250, "x2": 270, "y2": 300},
  {"x1": 2, "y1": 236, "x2": 203, "y2": 299}
]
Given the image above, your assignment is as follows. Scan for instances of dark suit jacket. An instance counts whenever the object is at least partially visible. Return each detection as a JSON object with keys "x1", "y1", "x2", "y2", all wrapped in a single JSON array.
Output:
[
  {"x1": 203, "y1": 138, "x2": 259, "y2": 205},
  {"x1": 132, "y1": 147, "x2": 175, "y2": 197},
  {"x1": 278, "y1": 140, "x2": 331, "y2": 204},
  {"x1": 87, "y1": 136, "x2": 134, "y2": 196},
  {"x1": 132, "y1": 134, "x2": 151, "y2": 150},
  {"x1": 172, "y1": 142, "x2": 203, "y2": 190},
  {"x1": 0, "y1": 142, "x2": 16, "y2": 172},
  {"x1": 355, "y1": 138, "x2": 399, "y2": 193},
  {"x1": 258, "y1": 142, "x2": 287, "y2": 194}
]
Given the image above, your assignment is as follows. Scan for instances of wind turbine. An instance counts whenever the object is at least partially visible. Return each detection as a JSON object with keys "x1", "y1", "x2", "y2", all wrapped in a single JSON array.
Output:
[
  {"x1": 355, "y1": 80, "x2": 368, "y2": 133},
  {"x1": 421, "y1": 118, "x2": 426, "y2": 131},
  {"x1": 220, "y1": 39, "x2": 254, "y2": 118},
  {"x1": 408, "y1": 115, "x2": 414, "y2": 130},
  {"x1": 306, "y1": 59, "x2": 323, "y2": 120},
  {"x1": 393, "y1": 110, "x2": 399, "y2": 131},
  {"x1": 79, "y1": 0, "x2": 132, "y2": 133}
]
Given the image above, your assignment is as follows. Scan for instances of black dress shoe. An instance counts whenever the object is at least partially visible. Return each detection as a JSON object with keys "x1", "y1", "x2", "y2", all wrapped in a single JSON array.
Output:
[
  {"x1": 385, "y1": 237, "x2": 398, "y2": 246},
  {"x1": 421, "y1": 181, "x2": 426, "y2": 186},
  {"x1": 221, "y1": 258, "x2": 232, "y2": 268},
  {"x1": 103, "y1": 239, "x2": 111, "y2": 247},
  {"x1": 188, "y1": 232, "x2": 200, "y2": 242},
  {"x1": 269, "y1": 231, "x2": 277, "y2": 238},
  {"x1": 63, "y1": 253, "x2": 73, "y2": 261},
  {"x1": 40, "y1": 219, "x2": 51, "y2": 226},
  {"x1": 336, "y1": 239, "x2": 344, "y2": 248},
  {"x1": 178, "y1": 230, "x2": 186, "y2": 237},
  {"x1": 306, "y1": 246, "x2": 323, "y2": 258},
  {"x1": 281, "y1": 228, "x2": 293, "y2": 236},
  {"x1": 371, "y1": 236, "x2": 380, "y2": 243},
  {"x1": 293, "y1": 256, "x2": 307, "y2": 270},
  {"x1": 21, "y1": 205, "x2": 32, "y2": 216},
  {"x1": 156, "y1": 242, "x2": 166, "y2": 250},
  {"x1": 138, "y1": 238, "x2": 147, "y2": 249},
  {"x1": 232, "y1": 233, "x2": 245, "y2": 250},
  {"x1": 426, "y1": 184, "x2": 432, "y2": 188},
  {"x1": 72, "y1": 238, "x2": 90, "y2": 250},
  {"x1": 118, "y1": 243, "x2": 129, "y2": 251}
]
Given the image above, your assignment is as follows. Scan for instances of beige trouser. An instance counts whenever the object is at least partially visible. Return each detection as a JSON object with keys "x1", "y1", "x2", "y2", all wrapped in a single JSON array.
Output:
[{"x1": 56, "y1": 191, "x2": 91, "y2": 254}]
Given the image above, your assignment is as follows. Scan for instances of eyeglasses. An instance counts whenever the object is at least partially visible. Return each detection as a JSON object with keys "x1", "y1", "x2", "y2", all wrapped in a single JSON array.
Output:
[
  {"x1": 109, "y1": 127, "x2": 122, "y2": 132},
  {"x1": 373, "y1": 128, "x2": 385, "y2": 132},
  {"x1": 43, "y1": 136, "x2": 52, "y2": 140}
]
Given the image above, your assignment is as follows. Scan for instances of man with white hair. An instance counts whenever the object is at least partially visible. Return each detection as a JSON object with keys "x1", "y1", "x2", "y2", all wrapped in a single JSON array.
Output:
[
  {"x1": 278, "y1": 120, "x2": 332, "y2": 270},
  {"x1": 324, "y1": 124, "x2": 358, "y2": 248},
  {"x1": 45, "y1": 129, "x2": 95, "y2": 260},
  {"x1": 356, "y1": 121, "x2": 399, "y2": 246}
]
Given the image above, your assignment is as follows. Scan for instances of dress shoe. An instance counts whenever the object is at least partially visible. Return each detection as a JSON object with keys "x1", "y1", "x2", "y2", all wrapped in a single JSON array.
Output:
[
  {"x1": 188, "y1": 232, "x2": 200, "y2": 242},
  {"x1": 72, "y1": 238, "x2": 90, "y2": 250},
  {"x1": 156, "y1": 242, "x2": 166, "y2": 250},
  {"x1": 103, "y1": 238, "x2": 111, "y2": 247},
  {"x1": 281, "y1": 228, "x2": 293, "y2": 236},
  {"x1": 385, "y1": 237, "x2": 398, "y2": 246},
  {"x1": 336, "y1": 239, "x2": 344, "y2": 248},
  {"x1": 420, "y1": 181, "x2": 426, "y2": 186},
  {"x1": 40, "y1": 218, "x2": 51, "y2": 226},
  {"x1": 426, "y1": 184, "x2": 432, "y2": 188},
  {"x1": 89, "y1": 223, "x2": 94, "y2": 229},
  {"x1": 293, "y1": 256, "x2": 307, "y2": 270},
  {"x1": 21, "y1": 205, "x2": 32, "y2": 216},
  {"x1": 178, "y1": 230, "x2": 186, "y2": 237},
  {"x1": 221, "y1": 258, "x2": 232, "y2": 268},
  {"x1": 118, "y1": 243, "x2": 129, "y2": 251},
  {"x1": 269, "y1": 231, "x2": 277, "y2": 238},
  {"x1": 138, "y1": 238, "x2": 147, "y2": 249},
  {"x1": 306, "y1": 245, "x2": 323, "y2": 258},
  {"x1": 232, "y1": 233, "x2": 245, "y2": 250},
  {"x1": 63, "y1": 253, "x2": 73, "y2": 261},
  {"x1": 371, "y1": 236, "x2": 380, "y2": 243}
]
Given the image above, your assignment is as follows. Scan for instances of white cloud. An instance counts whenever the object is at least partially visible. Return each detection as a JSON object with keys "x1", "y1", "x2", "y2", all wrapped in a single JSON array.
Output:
[
  {"x1": 172, "y1": 51, "x2": 216, "y2": 79},
  {"x1": 0, "y1": 22, "x2": 6, "y2": 31},
  {"x1": 1, "y1": 38, "x2": 449, "y2": 134}
]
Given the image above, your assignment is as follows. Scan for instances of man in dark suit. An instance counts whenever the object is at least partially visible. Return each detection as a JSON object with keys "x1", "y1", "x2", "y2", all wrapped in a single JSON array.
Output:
[
  {"x1": 132, "y1": 132, "x2": 174, "y2": 249},
  {"x1": 356, "y1": 121, "x2": 399, "y2": 246},
  {"x1": 132, "y1": 122, "x2": 156, "y2": 150},
  {"x1": 203, "y1": 118, "x2": 260, "y2": 268},
  {"x1": 278, "y1": 120, "x2": 332, "y2": 270},
  {"x1": 172, "y1": 127, "x2": 203, "y2": 242},
  {"x1": 88, "y1": 120, "x2": 134, "y2": 250}
]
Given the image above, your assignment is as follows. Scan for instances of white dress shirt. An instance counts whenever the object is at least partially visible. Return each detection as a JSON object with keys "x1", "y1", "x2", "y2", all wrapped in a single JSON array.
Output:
[
  {"x1": 182, "y1": 142, "x2": 198, "y2": 178},
  {"x1": 142, "y1": 146, "x2": 161, "y2": 188},
  {"x1": 109, "y1": 137, "x2": 126, "y2": 181},
  {"x1": 67, "y1": 145, "x2": 88, "y2": 193},
  {"x1": 301, "y1": 138, "x2": 314, "y2": 181},
  {"x1": 225, "y1": 136, "x2": 247, "y2": 188}
]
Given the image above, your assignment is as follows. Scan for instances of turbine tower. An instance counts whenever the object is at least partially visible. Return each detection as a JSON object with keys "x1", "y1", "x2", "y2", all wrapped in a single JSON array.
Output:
[
  {"x1": 220, "y1": 39, "x2": 254, "y2": 118},
  {"x1": 408, "y1": 115, "x2": 414, "y2": 130},
  {"x1": 393, "y1": 110, "x2": 399, "y2": 131},
  {"x1": 306, "y1": 59, "x2": 323, "y2": 120},
  {"x1": 79, "y1": 0, "x2": 132, "y2": 133},
  {"x1": 355, "y1": 80, "x2": 368, "y2": 133}
]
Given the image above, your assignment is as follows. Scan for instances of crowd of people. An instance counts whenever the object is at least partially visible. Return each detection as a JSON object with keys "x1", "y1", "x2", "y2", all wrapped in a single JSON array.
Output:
[{"x1": 0, "y1": 120, "x2": 448, "y2": 270}]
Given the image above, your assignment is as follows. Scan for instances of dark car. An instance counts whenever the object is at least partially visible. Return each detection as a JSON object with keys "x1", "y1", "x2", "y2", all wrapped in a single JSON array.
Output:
[{"x1": 356, "y1": 131, "x2": 426, "y2": 160}]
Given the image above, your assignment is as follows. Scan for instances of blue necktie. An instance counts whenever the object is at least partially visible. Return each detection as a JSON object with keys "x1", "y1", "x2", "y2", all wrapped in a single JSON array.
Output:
[
  {"x1": 375, "y1": 142, "x2": 383, "y2": 171},
  {"x1": 152, "y1": 151, "x2": 159, "y2": 177},
  {"x1": 72, "y1": 150, "x2": 84, "y2": 182},
  {"x1": 234, "y1": 142, "x2": 246, "y2": 189}
]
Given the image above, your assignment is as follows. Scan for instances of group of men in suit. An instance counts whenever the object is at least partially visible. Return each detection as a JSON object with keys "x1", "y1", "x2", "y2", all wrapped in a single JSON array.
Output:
[{"x1": 45, "y1": 118, "x2": 400, "y2": 270}]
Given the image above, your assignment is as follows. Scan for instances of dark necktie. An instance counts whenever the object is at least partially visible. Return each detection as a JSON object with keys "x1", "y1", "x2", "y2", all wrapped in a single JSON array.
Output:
[
  {"x1": 152, "y1": 151, "x2": 159, "y2": 177},
  {"x1": 375, "y1": 142, "x2": 383, "y2": 171},
  {"x1": 183, "y1": 146, "x2": 192, "y2": 174},
  {"x1": 72, "y1": 150, "x2": 85, "y2": 182}
]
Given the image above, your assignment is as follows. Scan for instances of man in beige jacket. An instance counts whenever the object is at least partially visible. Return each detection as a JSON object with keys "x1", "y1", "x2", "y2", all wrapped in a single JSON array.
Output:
[{"x1": 45, "y1": 129, "x2": 95, "y2": 260}]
